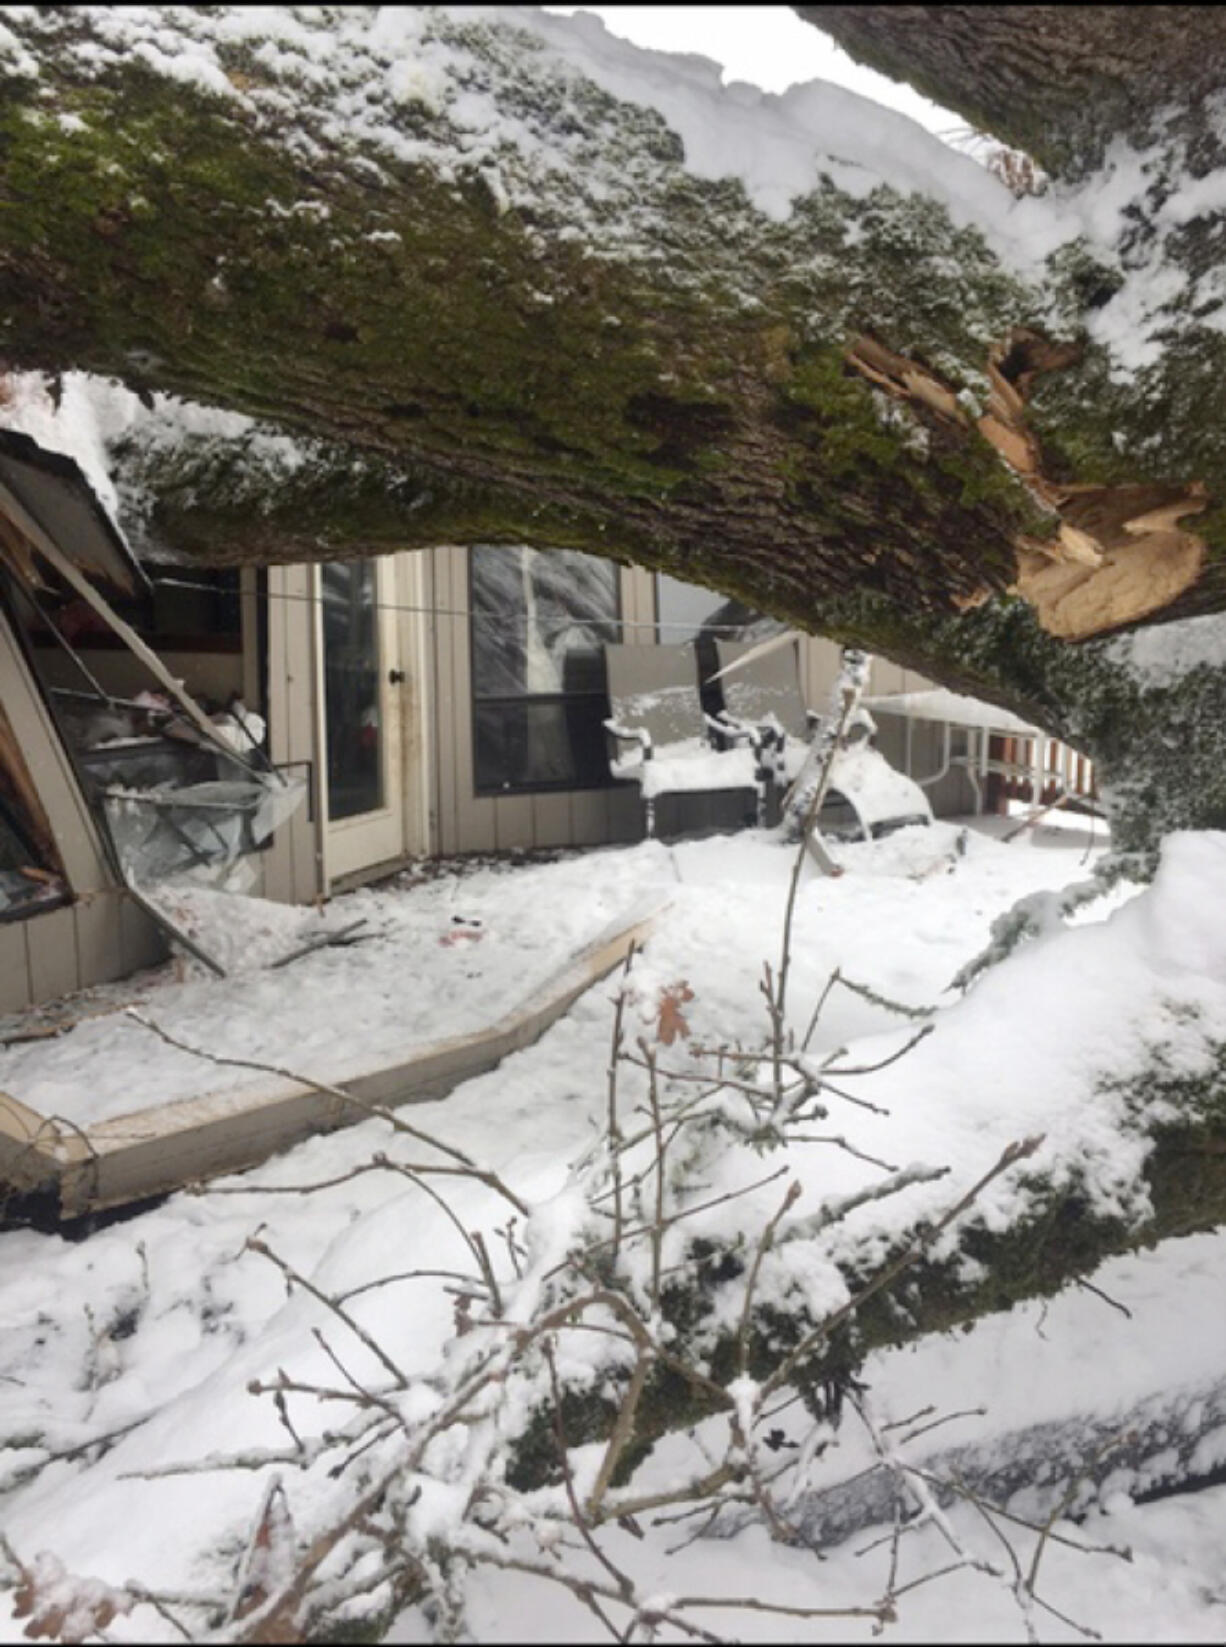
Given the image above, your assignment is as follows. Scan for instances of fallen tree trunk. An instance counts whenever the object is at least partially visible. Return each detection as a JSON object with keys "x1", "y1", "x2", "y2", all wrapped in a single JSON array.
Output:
[
  {"x1": 4, "y1": 9, "x2": 1226, "y2": 854},
  {"x1": 798, "y1": 5, "x2": 1226, "y2": 180},
  {"x1": 718, "y1": 1371, "x2": 1226, "y2": 1552}
]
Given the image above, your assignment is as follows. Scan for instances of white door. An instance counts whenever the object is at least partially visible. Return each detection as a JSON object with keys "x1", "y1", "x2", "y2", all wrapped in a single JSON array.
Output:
[{"x1": 319, "y1": 557, "x2": 405, "y2": 881}]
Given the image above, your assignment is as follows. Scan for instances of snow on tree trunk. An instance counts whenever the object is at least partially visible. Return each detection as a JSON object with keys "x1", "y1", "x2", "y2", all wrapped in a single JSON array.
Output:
[{"x1": 3, "y1": 4, "x2": 1226, "y2": 857}]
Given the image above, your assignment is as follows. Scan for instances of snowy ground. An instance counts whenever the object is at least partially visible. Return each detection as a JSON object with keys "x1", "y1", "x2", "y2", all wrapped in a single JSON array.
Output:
[{"x1": 1, "y1": 814, "x2": 1224, "y2": 1642}]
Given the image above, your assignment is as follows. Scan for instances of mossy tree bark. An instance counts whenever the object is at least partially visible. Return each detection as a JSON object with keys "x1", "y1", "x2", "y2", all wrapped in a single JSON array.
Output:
[
  {"x1": 798, "y1": 5, "x2": 1226, "y2": 179},
  {"x1": 2, "y1": 6, "x2": 1226, "y2": 854}
]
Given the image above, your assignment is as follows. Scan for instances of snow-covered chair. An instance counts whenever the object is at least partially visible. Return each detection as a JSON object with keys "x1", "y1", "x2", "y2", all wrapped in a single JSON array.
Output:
[
  {"x1": 710, "y1": 637, "x2": 932, "y2": 843},
  {"x1": 710, "y1": 636, "x2": 819, "y2": 788},
  {"x1": 811, "y1": 713, "x2": 934, "y2": 842},
  {"x1": 603, "y1": 642, "x2": 768, "y2": 838}
]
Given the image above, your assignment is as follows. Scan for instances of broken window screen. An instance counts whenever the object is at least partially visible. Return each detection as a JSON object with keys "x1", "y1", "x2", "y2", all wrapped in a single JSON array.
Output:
[{"x1": 470, "y1": 547, "x2": 619, "y2": 793}]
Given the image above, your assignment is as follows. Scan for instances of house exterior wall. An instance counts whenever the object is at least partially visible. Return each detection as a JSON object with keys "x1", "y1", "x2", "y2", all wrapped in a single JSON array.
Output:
[
  {"x1": 424, "y1": 546, "x2": 647, "y2": 859},
  {"x1": 262, "y1": 546, "x2": 950, "y2": 888},
  {"x1": 0, "y1": 607, "x2": 163, "y2": 1014}
]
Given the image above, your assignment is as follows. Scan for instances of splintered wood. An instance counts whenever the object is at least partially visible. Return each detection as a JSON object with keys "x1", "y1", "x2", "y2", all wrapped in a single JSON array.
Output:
[{"x1": 846, "y1": 327, "x2": 1209, "y2": 640}]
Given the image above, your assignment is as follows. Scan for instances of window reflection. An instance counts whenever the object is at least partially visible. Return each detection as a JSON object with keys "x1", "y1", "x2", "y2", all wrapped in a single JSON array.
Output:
[
  {"x1": 322, "y1": 561, "x2": 383, "y2": 821},
  {"x1": 470, "y1": 547, "x2": 619, "y2": 793}
]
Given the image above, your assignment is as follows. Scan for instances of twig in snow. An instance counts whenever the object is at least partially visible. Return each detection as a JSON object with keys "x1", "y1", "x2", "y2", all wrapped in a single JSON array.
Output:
[
  {"x1": 1073, "y1": 1276, "x2": 1133, "y2": 1319},
  {"x1": 607, "y1": 942, "x2": 636, "y2": 1264},
  {"x1": 897, "y1": 1405, "x2": 987, "y2": 1447},
  {"x1": 269, "y1": 918, "x2": 370, "y2": 968},
  {"x1": 637, "y1": 1038, "x2": 667, "y2": 1312},
  {"x1": 246, "y1": 1238, "x2": 410, "y2": 1389},
  {"x1": 542, "y1": 1340, "x2": 633, "y2": 1633},
  {"x1": 736, "y1": 1179, "x2": 801, "y2": 1376},
  {"x1": 781, "y1": 1162, "x2": 949, "y2": 1244},
  {"x1": 821, "y1": 1021, "x2": 933, "y2": 1077},
  {"x1": 1024, "y1": 1426, "x2": 1136, "y2": 1599}
]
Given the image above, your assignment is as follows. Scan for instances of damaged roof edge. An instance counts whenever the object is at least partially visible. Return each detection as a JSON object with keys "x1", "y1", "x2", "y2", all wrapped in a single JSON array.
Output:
[{"x1": 0, "y1": 427, "x2": 149, "y2": 599}]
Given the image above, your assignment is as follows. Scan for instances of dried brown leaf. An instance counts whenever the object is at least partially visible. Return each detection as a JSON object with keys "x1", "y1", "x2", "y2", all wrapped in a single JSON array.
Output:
[{"x1": 656, "y1": 981, "x2": 695, "y2": 1046}]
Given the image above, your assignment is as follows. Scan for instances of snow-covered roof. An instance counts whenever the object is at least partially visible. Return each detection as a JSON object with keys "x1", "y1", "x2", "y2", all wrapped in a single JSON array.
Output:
[
  {"x1": 864, "y1": 687, "x2": 1043, "y2": 737},
  {"x1": 0, "y1": 427, "x2": 146, "y2": 597}
]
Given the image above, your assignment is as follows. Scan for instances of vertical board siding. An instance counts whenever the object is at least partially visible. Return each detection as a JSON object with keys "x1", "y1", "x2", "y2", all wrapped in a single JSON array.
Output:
[
  {"x1": 0, "y1": 921, "x2": 32, "y2": 1014},
  {"x1": 607, "y1": 784, "x2": 644, "y2": 842},
  {"x1": 622, "y1": 566, "x2": 656, "y2": 641},
  {"x1": 26, "y1": 905, "x2": 79, "y2": 1004},
  {"x1": 531, "y1": 792, "x2": 572, "y2": 850},
  {"x1": 493, "y1": 794, "x2": 533, "y2": 851},
  {"x1": 398, "y1": 551, "x2": 434, "y2": 858},
  {"x1": 73, "y1": 892, "x2": 126, "y2": 992},
  {"x1": 798, "y1": 635, "x2": 841, "y2": 711},
  {"x1": 419, "y1": 549, "x2": 441, "y2": 855},
  {"x1": 569, "y1": 790, "x2": 612, "y2": 848},
  {"x1": 118, "y1": 893, "x2": 167, "y2": 976}
]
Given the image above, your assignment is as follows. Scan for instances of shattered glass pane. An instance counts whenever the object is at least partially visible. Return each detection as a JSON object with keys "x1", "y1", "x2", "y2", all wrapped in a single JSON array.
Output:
[{"x1": 102, "y1": 773, "x2": 306, "y2": 888}]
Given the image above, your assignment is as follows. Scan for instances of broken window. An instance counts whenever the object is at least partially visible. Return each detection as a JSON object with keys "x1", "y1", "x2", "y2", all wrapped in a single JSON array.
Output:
[
  {"x1": 0, "y1": 693, "x2": 68, "y2": 920},
  {"x1": 5, "y1": 559, "x2": 300, "y2": 896}
]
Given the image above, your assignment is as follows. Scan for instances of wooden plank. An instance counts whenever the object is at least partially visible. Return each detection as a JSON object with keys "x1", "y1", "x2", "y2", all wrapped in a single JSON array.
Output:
[
  {"x1": 0, "y1": 695, "x2": 60, "y2": 873},
  {"x1": 26, "y1": 903, "x2": 79, "y2": 1004},
  {"x1": 0, "y1": 1088, "x2": 65, "y2": 1197},
  {"x1": 0, "y1": 922, "x2": 32, "y2": 1015},
  {"x1": 19, "y1": 896, "x2": 670, "y2": 1217}
]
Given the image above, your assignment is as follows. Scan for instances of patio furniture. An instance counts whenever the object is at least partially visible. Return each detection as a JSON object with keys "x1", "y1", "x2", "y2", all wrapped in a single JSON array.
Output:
[
  {"x1": 603, "y1": 642, "x2": 768, "y2": 837},
  {"x1": 809, "y1": 714, "x2": 934, "y2": 842},
  {"x1": 711, "y1": 636, "x2": 931, "y2": 841},
  {"x1": 862, "y1": 686, "x2": 1099, "y2": 818},
  {"x1": 710, "y1": 635, "x2": 819, "y2": 787}
]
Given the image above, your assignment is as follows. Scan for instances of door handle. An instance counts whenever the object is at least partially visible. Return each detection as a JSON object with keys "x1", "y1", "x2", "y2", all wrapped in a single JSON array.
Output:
[{"x1": 388, "y1": 669, "x2": 406, "y2": 685}]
